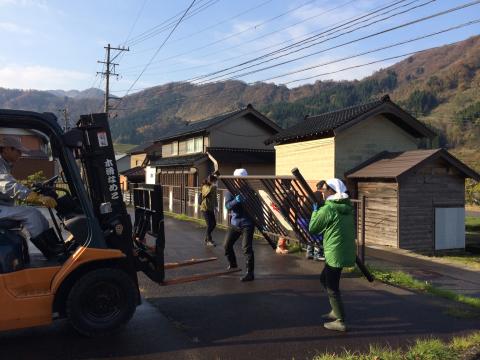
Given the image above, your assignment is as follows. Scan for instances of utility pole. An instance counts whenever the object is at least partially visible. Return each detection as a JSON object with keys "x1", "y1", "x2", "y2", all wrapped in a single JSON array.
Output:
[
  {"x1": 97, "y1": 43, "x2": 129, "y2": 115},
  {"x1": 58, "y1": 107, "x2": 69, "y2": 131}
]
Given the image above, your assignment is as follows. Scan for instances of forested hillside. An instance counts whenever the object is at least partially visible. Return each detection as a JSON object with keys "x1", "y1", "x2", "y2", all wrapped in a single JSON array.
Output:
[{"x1": 1, "y1": 35, "x2": 479, "y2": 162}]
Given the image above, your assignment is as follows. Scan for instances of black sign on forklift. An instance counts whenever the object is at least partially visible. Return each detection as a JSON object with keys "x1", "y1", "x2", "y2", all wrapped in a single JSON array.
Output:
[{"x1": 219, "y1": 168, "x2": 374, "y2": 282}]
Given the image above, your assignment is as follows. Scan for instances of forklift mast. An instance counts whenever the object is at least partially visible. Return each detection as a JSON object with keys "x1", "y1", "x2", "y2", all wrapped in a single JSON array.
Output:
[{"x1": 74, "y1": 113, "x2": 134, "y2": 262}]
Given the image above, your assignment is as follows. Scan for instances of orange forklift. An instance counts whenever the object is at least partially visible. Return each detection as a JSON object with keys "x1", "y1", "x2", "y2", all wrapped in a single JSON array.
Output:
[{"x1": 0, "y1": 110, "x2": 236, "y2": 336}]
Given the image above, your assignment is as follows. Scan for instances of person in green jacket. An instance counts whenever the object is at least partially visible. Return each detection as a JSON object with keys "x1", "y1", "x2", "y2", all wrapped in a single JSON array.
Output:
[
  {"x1": 200, "y1": 174, "x2": 218, "y2": 246},
  {"x1": 309, "y1": 178, "x2": 356, "y2": 332}
]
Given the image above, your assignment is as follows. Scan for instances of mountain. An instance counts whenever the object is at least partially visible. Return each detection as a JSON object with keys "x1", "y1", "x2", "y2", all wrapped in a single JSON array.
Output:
[
  {"x1": 47, "y1": 88, "x2": 104, "y2": 100},
  {"x1": 0, "y1": 35, "x2": 479, "y2": 156}
]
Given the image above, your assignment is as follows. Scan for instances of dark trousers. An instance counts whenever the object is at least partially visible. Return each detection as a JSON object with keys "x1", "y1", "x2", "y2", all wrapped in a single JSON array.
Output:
[
  {"x1": 320, "y1": 263, "x2": 345, "y2": 321},
  {"x1": 223, "y1": 225, "x2": 255, "y2": 273},
  {"x1": 202, "y1": 210, "x2": 216, "y2": 241}
]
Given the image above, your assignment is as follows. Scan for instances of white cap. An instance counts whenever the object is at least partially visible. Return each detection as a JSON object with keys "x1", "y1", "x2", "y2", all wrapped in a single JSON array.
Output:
[{"x1": 233, "y1": 168, "x2": 248, "y2": 176}]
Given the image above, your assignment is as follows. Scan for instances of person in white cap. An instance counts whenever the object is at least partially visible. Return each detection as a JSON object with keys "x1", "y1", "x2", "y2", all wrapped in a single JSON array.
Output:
[
  {"x1": 309, "y1": 178, "x2": 356, "y2": 332},
  {"x1": 223, "y1": 168, "x2": 255, "y2": 282},
  {"x1": 0, "y1": 136, "x2": 62, "y2": 259}
]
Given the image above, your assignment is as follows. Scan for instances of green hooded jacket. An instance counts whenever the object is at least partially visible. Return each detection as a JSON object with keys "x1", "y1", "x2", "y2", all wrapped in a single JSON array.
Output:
[
  {"x1": 309, "y1": 198, "x2": 356, "y2": 268},
  {"x1": 200, "y1": 184, "x2": 217, "y2": 212}
]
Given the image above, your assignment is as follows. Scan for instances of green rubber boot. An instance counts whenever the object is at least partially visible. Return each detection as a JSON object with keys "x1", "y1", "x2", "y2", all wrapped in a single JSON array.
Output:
[
  {"x1": 324, "y1": 293, "x2": 347, "y2": 331},
  {"x1": 321, "y1": 310, "x2": 337, "y2": 320}
]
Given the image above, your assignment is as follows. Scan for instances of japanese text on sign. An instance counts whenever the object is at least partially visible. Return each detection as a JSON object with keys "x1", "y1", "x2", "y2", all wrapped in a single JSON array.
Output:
[{"x1": 104, "y1": 158, "x2": 119, "y2": 200}]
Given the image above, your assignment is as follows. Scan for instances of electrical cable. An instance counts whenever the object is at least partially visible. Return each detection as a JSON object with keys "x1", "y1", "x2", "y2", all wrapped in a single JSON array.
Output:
[
  {"x1": 196, "y1": 0, "x2": 480, "y2": 83},
  {"x1": 125, "y1": 0, "x2": 217, "y2": 47},
  {"x1": 113, "y1": 0, "x2": 198, "y2": 110},
  {"x1": 121, "y1": 0, "x2": 357, "y2": 73}
]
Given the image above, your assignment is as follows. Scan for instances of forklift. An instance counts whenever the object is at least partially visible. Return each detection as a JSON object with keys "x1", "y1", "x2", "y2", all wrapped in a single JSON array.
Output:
[{"x1": 0, "y1": 110, "x2": 237, "y2": 336}]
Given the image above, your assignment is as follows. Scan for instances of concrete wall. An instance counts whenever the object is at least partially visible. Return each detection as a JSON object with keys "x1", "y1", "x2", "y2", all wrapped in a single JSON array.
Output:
[
  {"x1": 275, "y1": 137, "x2": 335, "y2": 180},
  {"x1": 209, "y1": 115, "x2": 275, "y2": 150},
  {"x1": 335, "y1": 115, "x2": 418, "y2": 178}
]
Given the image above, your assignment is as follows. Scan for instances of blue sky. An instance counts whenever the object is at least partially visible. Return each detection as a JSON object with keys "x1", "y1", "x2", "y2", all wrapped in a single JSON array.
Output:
[{"x1": 1, "y1": 0, "x2": 479, "y2": 94}]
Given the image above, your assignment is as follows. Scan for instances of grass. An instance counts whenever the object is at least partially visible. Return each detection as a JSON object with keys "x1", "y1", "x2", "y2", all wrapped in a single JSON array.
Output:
[
  {"x1": 433, "y1": 253, "x2": 480, "y2": 270},
  {"x1": 466, "y1": 216, "x2": 480, "y2": 232},
  {"x1": 369, "y1": 267, "x2": 480, "y2": 310},
  {"x1": 113, "y1": 143, "x2": 137, "y2": 154},
  {"x1": 313, "y1": 331, "x2": 480, "y2": 360}
]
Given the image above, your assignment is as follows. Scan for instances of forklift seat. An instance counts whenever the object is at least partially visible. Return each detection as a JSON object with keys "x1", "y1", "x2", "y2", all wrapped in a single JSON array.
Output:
[{"x1": 0, "y1": 219, "x2": 22, "y2": 230}]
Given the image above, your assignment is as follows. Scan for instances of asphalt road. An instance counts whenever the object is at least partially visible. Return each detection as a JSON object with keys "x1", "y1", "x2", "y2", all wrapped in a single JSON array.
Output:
[{"x1": 1, "y1": 216, "x2": 479, "y2": 360}]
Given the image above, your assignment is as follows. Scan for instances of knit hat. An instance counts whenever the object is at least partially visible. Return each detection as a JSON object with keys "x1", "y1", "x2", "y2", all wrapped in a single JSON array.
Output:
[{"x1": 233, "y1": 168, "x2": 248, "y2": 176}]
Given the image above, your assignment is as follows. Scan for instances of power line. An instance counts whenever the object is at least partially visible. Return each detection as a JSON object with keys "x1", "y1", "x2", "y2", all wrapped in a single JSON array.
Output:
[
  {"x1": 125, "y1": 0, "x2": 322, "y2": 69},
  {"x1": 113, "y1": 0, "x2": 198, "y2": 110},
  {"x1": 257, "y1": 19, "x2": 480, "y2": 83},
  {"x1": 193, "y1": 0, "x2": 444, "y2": 84},
  {"x1": 112, "y1": 0, "x2": 149, "y2": 64},
  {"x1": 195, "y1": 0, "x2": 480, "y2": 84},
  {"x1": 190, "y1": 0, "x2": 419, "y2": 83},
  {"x1": 114, "y1": 0, "x2": 417, "y2": 94},
  {"x1": 108, "y1": 2, "x2": 480, "y2": 109},
  {"x1": 121, "y1": 0, "x2": 357, "y2": 74},
  {"x1": 125, "y1": 0, "x2": 219, "y2": 47}
]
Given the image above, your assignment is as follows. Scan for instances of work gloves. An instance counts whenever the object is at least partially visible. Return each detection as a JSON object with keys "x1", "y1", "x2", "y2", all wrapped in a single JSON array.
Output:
[
  {"x1": 26, "y1": 192, "x2": 57, "y2": 208},
  {"x1": 235, "y1": 194, "x2": 242, "y2": 203},
  {"x1": 313, "y1": 202, "x2": 319, "y2": 212}
]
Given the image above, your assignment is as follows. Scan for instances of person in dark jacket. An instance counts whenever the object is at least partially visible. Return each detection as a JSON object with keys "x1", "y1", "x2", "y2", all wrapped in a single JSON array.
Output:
[
  {"x1": 223, "y1": 168, "x2": 255, "y2": 282},
  {"x1": 200, "y1": 174, "x2": 218, "y2": 246},
  {"x1": 309, "y1": 178, "x2": 356, "y2": 332}
]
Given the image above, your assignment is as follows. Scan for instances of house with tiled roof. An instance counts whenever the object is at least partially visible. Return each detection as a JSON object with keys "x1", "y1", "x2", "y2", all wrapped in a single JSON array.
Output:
[
  {"x1": 266, "y1": 95, "x2": 436, "y2": 182},
  {"x1": 146, "y1": 104, "x2": 280, "y2": 187},
  {"x1": 265, "y1": 95, "x2": 479, "y2": 251}
]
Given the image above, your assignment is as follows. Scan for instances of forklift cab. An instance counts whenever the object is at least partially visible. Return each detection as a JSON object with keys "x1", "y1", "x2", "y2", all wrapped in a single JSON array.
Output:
[{"x1": 0, "y1": 109, "x2": 142, "y2": 336}]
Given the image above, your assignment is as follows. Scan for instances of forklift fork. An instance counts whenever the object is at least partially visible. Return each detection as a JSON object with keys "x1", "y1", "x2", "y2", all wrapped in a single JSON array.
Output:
[{"x1": 132, "y1": 185, "x2": 240, "y2": 285}]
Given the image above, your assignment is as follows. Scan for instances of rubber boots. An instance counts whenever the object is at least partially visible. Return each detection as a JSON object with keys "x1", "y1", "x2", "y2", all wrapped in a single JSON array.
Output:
[
  {"x1": 30, "y1": 228, "x2": 64, "y2": 260},
  {"x1": 226, "y1": 253, "x2": 238, "y2": 270},
  {"x1": 241, "y1": 256, "x2": 254, "y2": 282},
  {"x1": 324, "y1": 292, "x2": 346, "y2": 332}
]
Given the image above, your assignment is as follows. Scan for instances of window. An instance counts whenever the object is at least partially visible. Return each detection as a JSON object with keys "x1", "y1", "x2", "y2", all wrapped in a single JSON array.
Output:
[
  {"x1": 171, "y1": 141, "x2": 178, "y2": 156},
  {"x1": 161, "y1": 141, "x2": 178, "y2": 157},
  {"x1": 194, "y1": 137, "x2": 203, "y2": 152},
  {"x1": 186, "y1": 138, "x2": 195, "y2": 154}
]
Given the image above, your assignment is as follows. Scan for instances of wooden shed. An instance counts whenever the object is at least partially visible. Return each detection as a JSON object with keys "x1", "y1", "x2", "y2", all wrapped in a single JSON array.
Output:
[{"x1": 346, "y1": 149, "x2": 480, "y2": 252}]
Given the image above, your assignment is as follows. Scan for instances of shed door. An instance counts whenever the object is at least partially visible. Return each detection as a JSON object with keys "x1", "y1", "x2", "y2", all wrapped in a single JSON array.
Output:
[{"x1": 434, "y1": 207, "x2": 465, "y2": 250}]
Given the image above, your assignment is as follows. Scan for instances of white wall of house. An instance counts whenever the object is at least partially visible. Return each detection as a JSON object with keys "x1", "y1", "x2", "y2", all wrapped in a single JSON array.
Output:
[{"x1": 334, "y1": 114, "x2": 419, "y2": 178}]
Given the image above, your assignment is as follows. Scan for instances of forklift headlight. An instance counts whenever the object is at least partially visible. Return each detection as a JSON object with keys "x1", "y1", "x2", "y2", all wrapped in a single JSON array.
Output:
[{"x1": 115, "y1": 223, "x2": 124, "y2": 235}]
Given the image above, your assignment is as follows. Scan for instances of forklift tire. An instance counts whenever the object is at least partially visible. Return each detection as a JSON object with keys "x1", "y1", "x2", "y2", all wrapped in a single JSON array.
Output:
[{"x1": 66, "y1": 268, "x2": 137, "y2": 337}]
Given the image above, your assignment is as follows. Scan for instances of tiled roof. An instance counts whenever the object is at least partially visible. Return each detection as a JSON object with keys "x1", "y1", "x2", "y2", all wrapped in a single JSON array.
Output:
[
  {"x1": 149, "y1": 153, "x2": 207, "y2": 167},
  {"x1": 207, "y1": 147, "x2": 275, "y2": 164},
  {"x1": 265, "y1": 95, "x2": 434, "y2": 144},
  {"x1": 155, "y1": 104, "x2": 280, "y2": 143},
  {"x1": 346, "y1": 149, "x2": 480, "y2": 180},
  {"x1": 128, "y1": 142, "x2": 154, "y2": 155},
  {"x1": 120, "y1": 166, "x2": 145, "y2": 178},
  {"x1": 156, "y1": 108, "x2": 245, "y2": 142}
]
